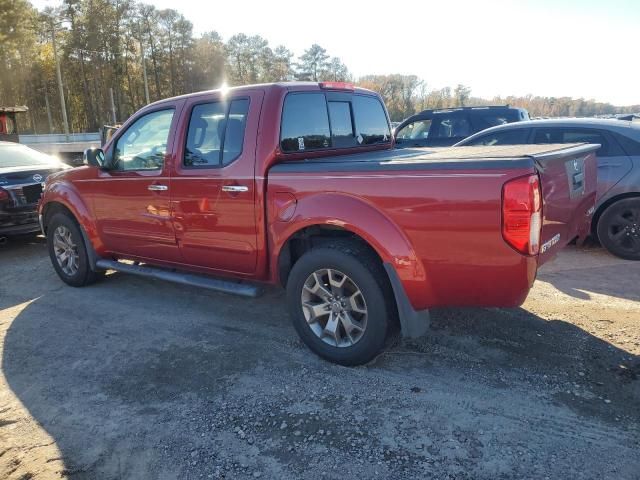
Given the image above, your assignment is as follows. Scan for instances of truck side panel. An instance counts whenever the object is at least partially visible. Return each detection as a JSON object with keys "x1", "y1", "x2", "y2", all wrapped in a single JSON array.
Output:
[{"x1": 267, "y1": 166, "x2": 537, "y2": 311}]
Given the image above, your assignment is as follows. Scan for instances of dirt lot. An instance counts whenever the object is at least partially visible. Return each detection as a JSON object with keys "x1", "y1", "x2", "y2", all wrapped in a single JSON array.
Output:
[{"x1": 1, "y1": 238, "x2": 639, "y2": 480}]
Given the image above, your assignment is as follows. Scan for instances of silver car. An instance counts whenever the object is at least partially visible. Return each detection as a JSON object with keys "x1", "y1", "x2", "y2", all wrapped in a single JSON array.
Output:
[{"x1": 456, "y1": 118, "x2": 640, "y2": 260}]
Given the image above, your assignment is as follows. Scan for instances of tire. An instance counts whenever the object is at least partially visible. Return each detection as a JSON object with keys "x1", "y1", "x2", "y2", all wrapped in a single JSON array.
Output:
[
  {"x1": 596, "y1": 198, "x2": 640, "y2": 261},
  {"x1": 286, "y1": 241, "x2": 394, "y2": 366},
  {"x1": 47, "y1": 212, "x2": 104, "y2": 286}
]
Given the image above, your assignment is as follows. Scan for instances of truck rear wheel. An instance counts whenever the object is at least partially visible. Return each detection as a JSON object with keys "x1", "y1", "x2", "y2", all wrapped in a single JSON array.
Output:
[
  {"x1": 597, "y1": 198, "x2": 640, "y2": 261},
  {"x1": 286, "y1": 241, "x2": 392, "y2": 365},
  {"x1": 47, "y1": 213, "x2": 104, "y2": 287}
]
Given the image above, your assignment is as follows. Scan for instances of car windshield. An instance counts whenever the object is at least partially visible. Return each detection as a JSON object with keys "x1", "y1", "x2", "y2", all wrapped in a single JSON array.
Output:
[{"x1": 0, "y1": 143, "x2": 57, "y2": 168}]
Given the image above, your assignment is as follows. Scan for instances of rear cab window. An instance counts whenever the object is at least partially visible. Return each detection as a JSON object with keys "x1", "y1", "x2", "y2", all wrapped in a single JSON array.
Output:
[{"x1": 280, "y1": 91, "x2": 390, "y2": 153}]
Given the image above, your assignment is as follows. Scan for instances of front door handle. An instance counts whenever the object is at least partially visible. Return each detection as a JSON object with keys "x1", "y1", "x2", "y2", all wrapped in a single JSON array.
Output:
[
  {"x1": 221, "y1": 185, "x2": 248, "y2": 193},
  {"x1": 148, "y1": 184, "x2": 168, "y2": 191}
]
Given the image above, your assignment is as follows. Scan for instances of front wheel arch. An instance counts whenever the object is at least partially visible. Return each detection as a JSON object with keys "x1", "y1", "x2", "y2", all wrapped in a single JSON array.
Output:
[{"x1": 42, "y1": 201, "x2": 77, "y2": 235}]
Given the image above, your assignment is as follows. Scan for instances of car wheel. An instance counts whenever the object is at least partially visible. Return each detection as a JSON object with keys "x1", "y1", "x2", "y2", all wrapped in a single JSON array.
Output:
[
  {"x1": 286, "y1": 241, "x2": 394, "y2": 366},
  {"x1": 596, "y1": 198, "x2": 640, "y2": 261},
  {"x1": 47, "y1": 213, "x2": 104, "y2": 286}
]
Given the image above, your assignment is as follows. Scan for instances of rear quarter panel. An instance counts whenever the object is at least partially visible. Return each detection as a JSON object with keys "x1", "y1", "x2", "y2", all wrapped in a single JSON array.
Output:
[{"x1": 268, "y1": 167, "x2": 538, "y2": 310}]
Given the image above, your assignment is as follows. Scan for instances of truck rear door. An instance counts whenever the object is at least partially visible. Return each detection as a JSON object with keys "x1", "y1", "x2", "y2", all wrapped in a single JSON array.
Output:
[
  {"x1": 170, "y1": 90, "x2": 264, "y2": 275},
  {"x1": 533, "y1": 144, "x2": 599, "y2": 264}
]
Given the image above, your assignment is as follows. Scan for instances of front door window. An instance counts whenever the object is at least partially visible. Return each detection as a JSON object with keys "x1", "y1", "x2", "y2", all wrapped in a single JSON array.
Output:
[{"x1": 113, "y1": 109, "x2": 175, "y2": 171}]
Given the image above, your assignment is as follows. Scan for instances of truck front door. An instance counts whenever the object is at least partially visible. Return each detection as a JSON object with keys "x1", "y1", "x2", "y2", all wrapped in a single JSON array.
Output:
[
  {"x1": 171, "y1": 91, "x2": 263, "y2": 275},
  {"x1": 93, "y1": 105, "x2": 183, "y2": 262}
]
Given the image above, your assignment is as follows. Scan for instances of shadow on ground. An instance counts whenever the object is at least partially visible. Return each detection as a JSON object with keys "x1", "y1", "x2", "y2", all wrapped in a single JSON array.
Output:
[
  {"x1": 538, "y1": 244, "x2": 640, "y2": 302},
  {"x1": 0, "y1": 268, "x2": 640, "y2": 479},
  {"x1": 1, "y1": 241, "x2": 639, "y2": 479}
]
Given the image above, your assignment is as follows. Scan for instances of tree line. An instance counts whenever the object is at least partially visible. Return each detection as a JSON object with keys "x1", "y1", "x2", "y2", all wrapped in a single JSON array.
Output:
[{"x1": 1, "y1": 0, "x2": 638, "y2": 135}]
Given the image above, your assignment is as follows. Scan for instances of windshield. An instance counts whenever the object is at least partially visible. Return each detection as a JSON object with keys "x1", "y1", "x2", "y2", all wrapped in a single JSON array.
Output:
[{"x1": 0, "y1": 143, "x2": 58, "y2": 168}]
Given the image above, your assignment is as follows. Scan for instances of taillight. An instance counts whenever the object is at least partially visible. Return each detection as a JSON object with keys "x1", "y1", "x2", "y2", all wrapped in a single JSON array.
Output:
[
  {"x1": 0, "y1": 187, "x2": 9, "y2": 202},
  {"x1": 319, "y1": 81, "x2": 355, "y2": 91},
  {"x1": 502, "y1": 174, "x2": 542, "y2": 255}
]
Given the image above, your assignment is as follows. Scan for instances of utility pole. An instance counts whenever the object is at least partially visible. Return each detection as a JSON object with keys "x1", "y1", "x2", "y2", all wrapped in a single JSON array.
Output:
[
  {"x1": 109, "y1": 88, "x2": 117, "y2": 124},
  {"x1": 30, "y1": 110, "x2": 38, "y2": 135},
  {"x1": 50, "y1": 18, "x2": 70, "y2": 141},
  {"x1": 139, "y1": 27, "x2": 150, "y2": 104},
  {"x1": 45, "y1": 94, "x2": 54, "y2": 133}
]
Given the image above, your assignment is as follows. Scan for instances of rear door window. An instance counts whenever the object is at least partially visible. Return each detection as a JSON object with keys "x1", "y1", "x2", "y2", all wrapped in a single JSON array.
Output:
[
  {"x1": 280, "y1": 92, "x2": 390, "y2": 153},
  {"x1": 612, "y1": 131, "x2": 640, "y2": 156},
  {"x1": 465, "y1": 128, "x2": 530, "y2": 146},
  {"x1": 471, "y1": 112, "x2": 520, "y2": 131},
  {"x1": 533, "y1": 128, "x2": 620, "y2": 156},
  {"x1": 430, "y1": 115, "x2": 472, "y2": 140},
  {"x1": 184, "y1": 98, "x2": 250, "y2": 168},
  {"x1": 222, "y1": 99, "x2": 250, "y2": 166},
  {"x1": 396, "y1": 120, "x2": 432, "y2": 140}
]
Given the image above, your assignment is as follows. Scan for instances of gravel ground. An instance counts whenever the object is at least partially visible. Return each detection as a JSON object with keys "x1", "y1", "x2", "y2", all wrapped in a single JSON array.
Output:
[{"x1": 0, "y1": 237, "x2": 639, "y2": 479}]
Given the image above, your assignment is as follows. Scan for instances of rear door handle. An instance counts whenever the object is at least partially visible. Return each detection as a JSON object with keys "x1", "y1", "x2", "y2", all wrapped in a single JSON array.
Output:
[
  {"x1": 221, "y1": 185, "x2": 248, "y2": 193},
  {"x1": 148, "y1": 184, "x2": 168, "y2": 191}
]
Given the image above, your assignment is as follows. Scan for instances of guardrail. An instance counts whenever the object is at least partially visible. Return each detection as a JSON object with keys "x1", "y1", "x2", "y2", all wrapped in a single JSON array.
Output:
[{"x1": 20, "y1": 133, "x2": 101, "y2": 144}]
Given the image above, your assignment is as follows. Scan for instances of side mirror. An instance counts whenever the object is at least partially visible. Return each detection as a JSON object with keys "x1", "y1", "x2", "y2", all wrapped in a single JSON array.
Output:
[{"x1": 84, "y1": 148, "x2": 106, "y2": 168}]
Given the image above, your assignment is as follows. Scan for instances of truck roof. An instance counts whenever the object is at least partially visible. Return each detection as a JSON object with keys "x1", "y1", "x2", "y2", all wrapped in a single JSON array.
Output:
[
  {"x1": 146, "y1": 82, "x2": 379, "y2": 108},
  {"x1": 418, "y1": 105, "x2": 525, "y2": 115}
]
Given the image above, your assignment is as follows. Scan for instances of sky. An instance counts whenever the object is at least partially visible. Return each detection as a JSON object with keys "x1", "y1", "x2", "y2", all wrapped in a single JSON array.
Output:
[{"x1": 31, "y1": 0, "x2": 640, "y2": 106}]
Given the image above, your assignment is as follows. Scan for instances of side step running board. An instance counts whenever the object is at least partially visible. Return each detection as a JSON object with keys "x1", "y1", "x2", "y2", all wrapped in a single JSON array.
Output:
[{"x1": 95, "y1": 259, "x2": 262, "y2": 298}]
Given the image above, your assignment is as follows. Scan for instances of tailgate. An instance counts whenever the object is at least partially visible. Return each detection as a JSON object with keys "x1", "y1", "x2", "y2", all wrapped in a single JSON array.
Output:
[{"x1": 534, "y1": 144, "x2": 599, "y2": 264}]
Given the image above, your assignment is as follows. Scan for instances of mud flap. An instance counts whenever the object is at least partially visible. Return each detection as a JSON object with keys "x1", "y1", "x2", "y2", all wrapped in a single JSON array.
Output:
[
  {"x1": 383, "y1": 262, "x2": 430, "y2": 338},
  {"x1": 79, "y1": 226, "x2": 101, "y2": 272}
]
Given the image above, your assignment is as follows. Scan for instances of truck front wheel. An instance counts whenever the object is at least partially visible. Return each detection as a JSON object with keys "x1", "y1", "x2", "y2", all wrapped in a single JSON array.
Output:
[
  {"x1": 47, "y1": 213, "x2": 104, "y2": 287},
  {"x1": 286, "y1": 242, "x2": 393, "y2": 365}
]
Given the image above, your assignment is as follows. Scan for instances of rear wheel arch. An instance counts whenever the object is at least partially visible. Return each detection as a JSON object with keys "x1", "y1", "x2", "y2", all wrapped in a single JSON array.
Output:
[{"x1": 277, "y1": 224, "x2": 386, "y2": 288}]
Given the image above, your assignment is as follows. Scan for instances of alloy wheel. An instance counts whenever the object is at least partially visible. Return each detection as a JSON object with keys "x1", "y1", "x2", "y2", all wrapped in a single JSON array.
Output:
[
  {"x1": 301, "y1": 268, "x2": 368, "y2": 347},
  {"x1": 607, "y1": 208, "x2": 640, "y2": 255},
  {"x1": 53, "y1": 225, "x2": 80, "y2": 276}
]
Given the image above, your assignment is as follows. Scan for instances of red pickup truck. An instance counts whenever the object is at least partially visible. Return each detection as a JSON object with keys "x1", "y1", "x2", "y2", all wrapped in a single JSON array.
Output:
[{"x1": 38, "y1": 82, "x2": 598, "y2": 365}]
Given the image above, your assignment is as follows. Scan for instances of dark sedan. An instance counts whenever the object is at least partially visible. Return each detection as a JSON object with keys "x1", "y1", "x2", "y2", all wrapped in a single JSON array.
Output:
[
  {"x1": 455, "y1": 118, "x2": 640, "y2": 260},
  {"x1": 0, "y1": 142, "x2": 69, "y2": 240}
]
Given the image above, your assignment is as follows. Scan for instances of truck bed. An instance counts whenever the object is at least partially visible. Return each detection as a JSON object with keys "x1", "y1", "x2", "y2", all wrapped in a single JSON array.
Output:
[{"x1": 270, "y1": 143, "x2": 598, "y2": 172}]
